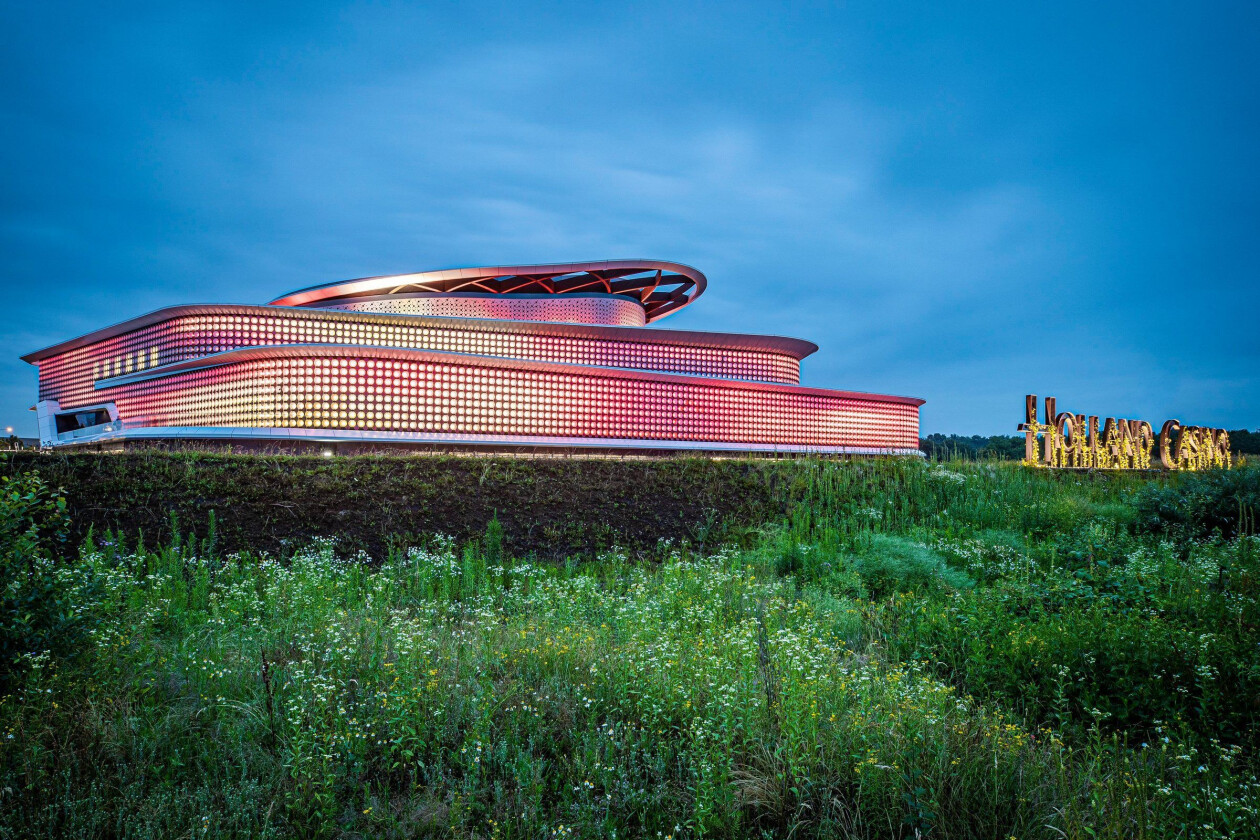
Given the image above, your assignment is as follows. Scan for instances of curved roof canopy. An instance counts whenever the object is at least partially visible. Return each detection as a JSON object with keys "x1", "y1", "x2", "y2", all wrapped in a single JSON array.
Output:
[{"x1": 268, "y1": 260, "x2": 707, "y2": 323}]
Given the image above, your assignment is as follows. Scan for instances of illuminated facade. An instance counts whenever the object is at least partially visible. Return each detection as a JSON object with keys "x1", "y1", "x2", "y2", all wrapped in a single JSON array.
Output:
[{"x1": 23, "y1": 260, "x2": 924, "y2": 454}]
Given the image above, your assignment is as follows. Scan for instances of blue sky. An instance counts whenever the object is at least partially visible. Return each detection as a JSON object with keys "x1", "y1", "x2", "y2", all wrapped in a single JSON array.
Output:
[{"x1": 2, "y1": 1, "x2": 1257, "y2": 436}]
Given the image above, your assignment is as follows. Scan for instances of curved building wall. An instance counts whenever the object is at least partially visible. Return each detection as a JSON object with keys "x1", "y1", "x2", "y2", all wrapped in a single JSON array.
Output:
[
  {"x1": 35, "y1": 307, "x2": 804, "y2": 411},
  {"x1": 314, "y1": 293, "x2": 647, "y2": 326},
  {"x1": 100, "y1": 348, "x2": 921, "y2": 451}
]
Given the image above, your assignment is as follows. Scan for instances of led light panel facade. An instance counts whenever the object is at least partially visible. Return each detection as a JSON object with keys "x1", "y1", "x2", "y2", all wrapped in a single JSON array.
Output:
[{"x1": 23, "y1": 260, "x2": 924, "y2": 454}]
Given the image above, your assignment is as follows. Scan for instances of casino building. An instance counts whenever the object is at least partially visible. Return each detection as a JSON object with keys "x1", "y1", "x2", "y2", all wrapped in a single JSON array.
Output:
[{"x1": 23, "y1": 260, "x2": 924, "y2": 454}]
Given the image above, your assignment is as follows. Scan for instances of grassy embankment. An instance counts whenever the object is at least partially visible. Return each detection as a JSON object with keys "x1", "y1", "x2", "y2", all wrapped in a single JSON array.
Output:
[
  {"x1": 1, "y1": 454, "x2": 1258, "y2": 838},
  {"x1": 0, "y1": 451, "x2": 811, "y2": 557}
]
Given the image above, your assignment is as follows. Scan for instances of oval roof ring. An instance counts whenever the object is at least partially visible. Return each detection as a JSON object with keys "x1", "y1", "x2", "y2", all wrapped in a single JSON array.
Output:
[{"x1": 268, "y1": 259, "x2": 708, "y2": 323}]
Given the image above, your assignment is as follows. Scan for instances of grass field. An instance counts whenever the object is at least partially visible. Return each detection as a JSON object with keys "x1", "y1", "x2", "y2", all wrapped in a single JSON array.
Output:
[{"x1": 1, "y1": 456, "x2": 1258, "y2": 838}]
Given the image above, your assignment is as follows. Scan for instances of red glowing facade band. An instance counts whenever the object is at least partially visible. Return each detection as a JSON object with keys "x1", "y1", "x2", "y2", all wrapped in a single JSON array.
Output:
[{"x1": 23, "y1": 261, "x2": 924, "y2": 454}]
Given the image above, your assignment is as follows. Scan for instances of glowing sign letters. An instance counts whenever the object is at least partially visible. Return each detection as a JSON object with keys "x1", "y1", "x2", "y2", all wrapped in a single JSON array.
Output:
[{"x1": 1018, "y1": 394, "x2": 1230, "y2": 471}]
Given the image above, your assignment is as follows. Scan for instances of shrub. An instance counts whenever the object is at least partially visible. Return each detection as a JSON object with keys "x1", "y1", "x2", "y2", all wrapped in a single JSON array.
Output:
[
  {"x1": 0, "y1": 471, "x2": 85, "y2": 686},
  {"x1": 846, "y1": 534, "x2": 971, "y2": 598},
  {"x1": 1133, "y1": 464, "x2": 1260, "y2": 539},
  {"x1": 0, "y1": 470, "x2": 70, "y2": 558}
]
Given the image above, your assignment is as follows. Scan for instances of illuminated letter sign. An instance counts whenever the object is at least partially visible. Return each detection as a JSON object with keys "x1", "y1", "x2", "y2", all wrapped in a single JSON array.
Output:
[{"x1": 1019, "y1": 395, "x2": 1229, "y2": 470}]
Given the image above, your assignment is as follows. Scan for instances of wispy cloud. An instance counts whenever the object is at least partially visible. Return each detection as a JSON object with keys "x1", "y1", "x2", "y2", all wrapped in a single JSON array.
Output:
[{"x1": 1, "y1": 2, "x2": 1256, "y2": 434}]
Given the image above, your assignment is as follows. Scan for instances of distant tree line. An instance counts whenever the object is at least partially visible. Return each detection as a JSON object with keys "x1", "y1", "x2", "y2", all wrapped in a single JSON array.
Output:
[
  {"x1": 919, "y1": 434, "x2": 1025, "y2": 461},
  {"x1": 1229, "y1": 429, "x2": 1260, "y2": 455},
  {"x1": 921, "y1": 429, "x2": 1260, "y2": 461}
]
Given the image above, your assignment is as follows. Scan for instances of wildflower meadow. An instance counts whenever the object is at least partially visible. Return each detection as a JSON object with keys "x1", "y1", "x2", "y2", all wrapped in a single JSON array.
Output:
[{"x1": 1, "y1": 455, "x2": 1257, "y2": 838}]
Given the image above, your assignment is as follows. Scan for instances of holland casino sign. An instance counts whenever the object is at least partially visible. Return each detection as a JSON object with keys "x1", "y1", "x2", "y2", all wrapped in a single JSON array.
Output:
[{"x1": 1018, "y1": 395, "x2": 1231, "y2": 471}]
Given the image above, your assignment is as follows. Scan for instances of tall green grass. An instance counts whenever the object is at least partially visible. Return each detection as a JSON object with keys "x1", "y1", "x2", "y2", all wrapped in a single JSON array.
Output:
[{"x1": 1, "y1": 459, "x2": 1257, "y2": 839}]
